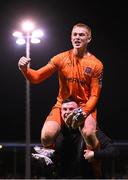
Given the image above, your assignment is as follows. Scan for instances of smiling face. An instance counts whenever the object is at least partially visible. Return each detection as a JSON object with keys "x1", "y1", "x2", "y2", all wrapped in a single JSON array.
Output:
[
  {"x1": 61, "y1": 101, "x2": 78, "y2": 120},
  {"x1": 71, "y1": 24, "x2": 91, "y2": 50}
]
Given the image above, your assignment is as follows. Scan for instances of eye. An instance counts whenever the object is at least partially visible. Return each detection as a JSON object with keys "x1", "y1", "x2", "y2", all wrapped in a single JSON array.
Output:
[
  {"x1": 69, "y1": 108, "x2": 74, "y2": 111},
  {"x1": 79, "y1": 33, "x2": 85, "y2": 37},
  {"x1": 73, "y1": 32, "x2": 77, "y2": 36}
]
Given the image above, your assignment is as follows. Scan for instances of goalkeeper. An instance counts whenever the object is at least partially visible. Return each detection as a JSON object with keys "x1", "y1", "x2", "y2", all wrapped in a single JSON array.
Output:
[{"x1": 19, "y1": 23, "x2": 103, "y2": 168}]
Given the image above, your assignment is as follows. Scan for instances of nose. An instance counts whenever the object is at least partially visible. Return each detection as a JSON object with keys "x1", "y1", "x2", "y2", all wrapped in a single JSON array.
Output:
[
  {"x1": 76, "y1": 34, "x2": 80, "y2": 38},
  {"x1": 66, "y1": 109, "x2": 72, "y2": 114},
  {"x1": 64, "y1": 110, "x2": 71, "y2": 118}
]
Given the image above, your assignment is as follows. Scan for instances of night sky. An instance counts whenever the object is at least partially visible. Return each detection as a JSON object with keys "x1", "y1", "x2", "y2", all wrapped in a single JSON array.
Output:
[{"x1": 0, "y1": 0, "x2": 128, "y2": 143}]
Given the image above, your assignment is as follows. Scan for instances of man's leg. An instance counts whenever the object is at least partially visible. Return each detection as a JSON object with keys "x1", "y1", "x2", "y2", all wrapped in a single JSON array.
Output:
[
  {"x1": 41, "y1": 120, "x2": 61, "y2": 148},
  {"x1": 80, "y1": 114, "x2": 99, "y2": 149},
  {"x1": 80, "y1": 114, "x2": 102, "y2": 178},
  {"x1": 32, "y1": 120, "x2": 61, "y2": 166},
  {"x1": 32, "y1": 107, "x2": 62, "y2": 165}
]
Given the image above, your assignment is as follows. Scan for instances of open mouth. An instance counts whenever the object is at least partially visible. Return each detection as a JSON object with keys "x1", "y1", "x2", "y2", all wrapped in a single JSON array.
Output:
[
  {"x1": 64, "y1": 114, "x2": 68, "y2": 119},
  {"x1": 74, "y1": 41, "x2": 81, "y2": 46}
]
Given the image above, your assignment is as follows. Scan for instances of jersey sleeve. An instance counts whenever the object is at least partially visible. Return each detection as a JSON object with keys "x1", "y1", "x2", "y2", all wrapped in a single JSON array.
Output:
[
  {"x1": 21, "y1": 55, "x2": 61, "y2": 84},
  {"x1": 81, "y1": 62, "x2": 103, "y2": 115},
  {"x1": 94, "y1": 130, "x2": 118, "y2": 159}
]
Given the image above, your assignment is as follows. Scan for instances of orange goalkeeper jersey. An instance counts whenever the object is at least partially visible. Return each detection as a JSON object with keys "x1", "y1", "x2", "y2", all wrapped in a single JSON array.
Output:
[{"x1": 22, "y1": 49, "x2": 103, "y2": 116}]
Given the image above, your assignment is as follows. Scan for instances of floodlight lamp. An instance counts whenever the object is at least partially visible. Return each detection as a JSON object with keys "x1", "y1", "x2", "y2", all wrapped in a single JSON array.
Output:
[
  {"x1": 13, "y1": 31, "x2": 23, "y2": 38},
  {"x1": 22, "y1": 21, "x2": 34, "y2": 32},
  {"x1": 31, "y1": 38, "x2": 41, "y2": 44},
  {"x1": 16, "y1": 38, "x2": 26, "y2": 45},
  {"x1": 32, "y1": 30, "x2": 44, "y2": 38}
]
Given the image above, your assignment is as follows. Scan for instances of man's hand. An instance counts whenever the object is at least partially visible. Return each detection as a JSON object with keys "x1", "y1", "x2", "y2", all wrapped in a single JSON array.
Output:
[
  {"x1": 84, "y1": 149, "x2": 94, "y2": 161},
  {"x1": 64, "y1": 108, "x2": 86, "y2": 129},
  {"x1": 64, "y1": 111, "x2": 74, "y2": 127},
  {"x1": 18, "y1": 56, "x2": 31, "y2": 71}
]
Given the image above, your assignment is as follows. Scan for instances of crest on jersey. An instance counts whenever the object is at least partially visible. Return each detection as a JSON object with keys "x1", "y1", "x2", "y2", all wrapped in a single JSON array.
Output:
[{"x1": 85, "y1": 67, "x2": 92, "y2": 74}]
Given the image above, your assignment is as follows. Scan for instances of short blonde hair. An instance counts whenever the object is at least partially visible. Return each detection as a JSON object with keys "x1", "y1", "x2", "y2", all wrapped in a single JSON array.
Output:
[{"x1": 72, "y1": 23, "x2": 91, "y2": 38}]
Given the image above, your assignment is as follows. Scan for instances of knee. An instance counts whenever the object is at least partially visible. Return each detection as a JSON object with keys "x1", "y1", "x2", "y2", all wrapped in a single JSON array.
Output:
[
  {"x1": 41, "y1": 131, "x2": 54, "y2": 147},
  {"x1": 40, "y1": 120, "x2": 61, "y2": 148},
  {"x1": 82, "y1": 128, "x2": 95, "y2": 138}
]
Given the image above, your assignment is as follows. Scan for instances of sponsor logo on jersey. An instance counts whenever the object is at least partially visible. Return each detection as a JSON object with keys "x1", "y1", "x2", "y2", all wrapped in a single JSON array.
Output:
[{"x1": 66, "y1": 77, "x2": 86, "y2": 86}]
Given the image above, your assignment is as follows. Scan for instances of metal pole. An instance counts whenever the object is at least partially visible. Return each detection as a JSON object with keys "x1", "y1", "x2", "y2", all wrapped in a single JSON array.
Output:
[{"x1": 25, "y1": 32, "x2": 31, "y2": 178}]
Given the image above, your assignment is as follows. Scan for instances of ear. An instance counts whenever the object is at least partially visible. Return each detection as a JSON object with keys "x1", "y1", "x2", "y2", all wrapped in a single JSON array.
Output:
[{"x1": 87, "y1": 36, "x2": 92, "y2": 43}]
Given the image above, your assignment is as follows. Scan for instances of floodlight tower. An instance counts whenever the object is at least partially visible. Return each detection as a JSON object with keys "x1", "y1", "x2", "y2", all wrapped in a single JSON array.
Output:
[{"x1": 13, "y1": 20, "x2": 44, "y2": 178}]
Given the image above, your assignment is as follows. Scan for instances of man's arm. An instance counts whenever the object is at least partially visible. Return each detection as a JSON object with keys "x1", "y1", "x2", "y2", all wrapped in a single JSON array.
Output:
[
  {"x1": 93, "y1": 130, "x2": 118, "y2": 159},
  {"x1": 18, "y1": 56, "x2": 57, "y2": 84},
  {"x1": 84, "y1": 130, "x2": 118, "y2": 160},
  {"x1": 81, "y1": 63, "x2": 103, "y2": 115}
]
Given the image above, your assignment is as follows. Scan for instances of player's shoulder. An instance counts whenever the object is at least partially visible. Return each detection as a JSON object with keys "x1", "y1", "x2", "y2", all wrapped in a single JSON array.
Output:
[
  {"x1": 50, "y1": 49, "x2": 71, "y2": 67},
  {"x1": 89, "y1": 53, "x2": 103, "y2": 67},
  {"x1": 54, "y1": 49, "x2": 71, "y2": 58}
]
